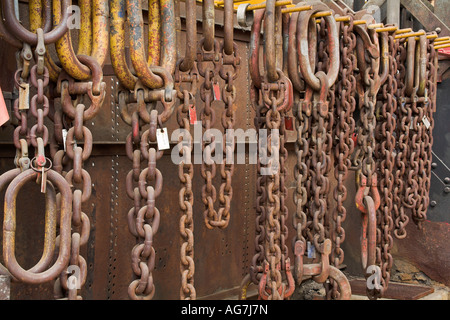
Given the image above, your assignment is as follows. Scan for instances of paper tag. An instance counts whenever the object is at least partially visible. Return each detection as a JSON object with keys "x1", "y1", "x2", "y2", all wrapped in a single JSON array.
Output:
[
  {"x1": 422, "y1": 116, "x2": 431, "y2": 129},
  {"x1": 284, "y1": 116, "x2": 294, "y2": 131},
  {"x1": 188, "y1": 104, "x2": 197, "y2": 124},
  {"x1": 0, "y1": 86, "x2": 9, "y2": 126},
  {"x1": 62, "y1": 129, "x2": 68, "y2": 152},
  {"x1": 213, "y1": 82, "x2": 221, "y2": 101},
  {"x1": 156, "y1": 128, "x2": 170, "y2": 150},
  {"x1": 19, "y1": 83, "x2": 30, "y2": 110}
]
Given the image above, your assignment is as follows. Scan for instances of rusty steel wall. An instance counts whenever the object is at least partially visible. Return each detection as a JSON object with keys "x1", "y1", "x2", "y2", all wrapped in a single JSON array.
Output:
[{"x1": 0, "y1": 1, "x2": 448, "y2": 300}]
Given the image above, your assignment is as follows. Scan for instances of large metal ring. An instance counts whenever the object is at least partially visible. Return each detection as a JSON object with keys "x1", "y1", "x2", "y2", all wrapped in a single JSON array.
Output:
[{"x1": 3, "y1": 169, "x2": 72, "y2": 284}]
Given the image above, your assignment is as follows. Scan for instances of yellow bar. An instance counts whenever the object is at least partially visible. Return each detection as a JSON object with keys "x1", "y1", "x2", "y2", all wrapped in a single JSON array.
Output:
[
  {"x1": 353, "y1": 20, "x2": 367, "y2": 25},
  {"x1": 394, "y1": 31, "x2": 426, "y2": 39},
  {"x1": 246, "y1": 0, "x2": 291, "y2": 11},
  {"x1": 215, "y1": 0, "x2": 248, "y2": 6},
  {"x1": 314, "y1": 15, "x2": 355, "y2": 23},
  {"x1": 434, "y1": 40, "x2": 450, "y2": 46},
  {"x1": 375, "y1": 26, "x2": 398, "y2": 33},
  {"x1": 435, "y1": 36, "x2": 450, "y2": 42},
  {"x1": 434, "y1": 44, "x2": 450, "y2": 50},
  {"x1": 395, "y1": 28, "x2": 412, "y2": 34},
  {"x1": 281, "y1": 5, "x2": 312, "y2": 14},
  {"x1": 435, "y1": 38, "x2": 450, "y2": 44},
  {"x1": 312, "y1": 11, "x2": 332, "y2": 18},
  {"x1": 335, "y1": 16, "x2": 351, "y2": 22},
  {"x1": 412, "y1": 34, "x2": 439, "y2": 41},
  {"x1": 368, "y1": 23, "x2": 384, "y2": 29}
]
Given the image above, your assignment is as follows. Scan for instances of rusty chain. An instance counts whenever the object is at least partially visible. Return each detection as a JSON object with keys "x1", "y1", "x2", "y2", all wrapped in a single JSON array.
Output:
[
  {"x1": 174, "y1": 0, "x2": 197, "y2": 300},
  {"x1": 115, "y1": 0, "x2": 176, "y2": 300},
  {"x1": 0, "y1": 0, "x2": 443, "y2": 302},
  {"x1": 52, "y1": 59, "x2": 104, "y2": 300},
  {"x1": 198, "y1": 0, "x2": 221, "y2": 230},
  {"x1": 254, "y1": 0, "x2": 294, "y2": 300},
  {"x1": 289, "y1": 4, "x2": 309, "y2": 291},
  {"x1": 249, "y1": 8, "x2": 267, "y2": 289},
  {"x1": 49, "y1": 0, "x2": 108, "y2": 300},
  {"x1": 410, "y1": 33, "x2": 432, "y2": 228},
  {"x1": 290, "y1": 1, "x2": 352, "y2": 301},
  {"x1": 175, "y1": 89, "x2": 196, "y2": 300},
  {"x1": 110, "y1": 0, "x2": 147, "y2": 299},
  {"x1": 0, "y1": 0, "x2": 77, "y2": 297},
  {"x1": 372, "y1": 28, "x2": 397, "y2": 300},
  {"x1": 394, "y1": 31, "x2": 436, "y2": 238},
  {"x1": 218, "y1": 0, "x2": 239, "y2": 231},
  {"x1": 198, "y1": 0, "x2": 238, "y2": 230},
  {"x1": 399, "y1": 35, "x2": 419, "y2": 232},
  {"x1": 353, "y1": 22, "x2": 382, "y2": 298},
  {"x1": 393, "y1": 36, "x2": 410, "y2": 239},
  {"x1": 327, "y1": 12, "x2": 357, "y2": 300},
  {"x1": 406, "y1": 36, "x2": 423, "y2": 226}
]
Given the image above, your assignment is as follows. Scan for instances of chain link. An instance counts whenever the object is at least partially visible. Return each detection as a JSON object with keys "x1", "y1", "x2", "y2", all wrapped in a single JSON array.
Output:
[
  {"x1": 327, "y1": 16, "x2": 357, "y2": 300},
  {"x1": 393, "y1": 37, "x2": 410, "y2": 239},
  {"x1": 373, "y1": 30, "x2": 397, "y2": 299},
  {"x1": 175, "y1": 71, "x2": 198, "y2": 299}
]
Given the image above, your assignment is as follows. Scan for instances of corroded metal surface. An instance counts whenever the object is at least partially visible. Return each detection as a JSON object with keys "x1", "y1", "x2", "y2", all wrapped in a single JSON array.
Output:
[
  {"x1": 0, "y1": 1, "x2": 447, "y2": 301},
  {"x1": 349, "y1": 278, "x2": 435, "y2": 299}
]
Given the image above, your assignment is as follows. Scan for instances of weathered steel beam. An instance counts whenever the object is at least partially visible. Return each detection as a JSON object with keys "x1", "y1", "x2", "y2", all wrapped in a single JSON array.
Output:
[
  {"x1": 387, "y1": 0, "x2": 400, "y2": 26},
  {"x1": 435, "y1": 0, "x2": 450, "y2": 28},
  {"x1": 362, "y1": 0, "x2": 386, "y2": 23},
  {"x1": 400, "y1": 0, "x2": 450, "y2": 36},
  {"x1": 321, "y1": 0, "x2": 355, "y2": 14},
  {"x1": 362, "y1": 0, "x2": 386, "y2": 9}
]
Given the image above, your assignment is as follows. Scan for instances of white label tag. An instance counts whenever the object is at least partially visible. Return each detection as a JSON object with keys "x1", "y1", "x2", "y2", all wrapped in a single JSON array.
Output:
[
  {"x1": 19, "y1": 83, "x2": 30, "y2": 110},
  {"x1": 410, "y1": 117, "x2": 414, "y2": 130},
  {"x1": 156, "y1": 128, "x2": 170, "y2": 150},
  {"x1": 422, "y1": 116, "x2": 431, "y2": 129},
  {"x1": 62, "y1": 129, "x2": 68, "y2": 152}
]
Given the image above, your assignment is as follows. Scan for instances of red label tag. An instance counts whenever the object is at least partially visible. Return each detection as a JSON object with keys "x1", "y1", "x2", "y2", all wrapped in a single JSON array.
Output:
[
  {"x1": 189, "y1": 104, "x2": 197, "y2": 124},
  {"x1": 0, "y1": 86, "x2": 9, "y2": 127},
  {"x1": 284, "y1": 116, "x2": 294, "y2": 131},
  {"x1": 351, "y1": 133, "x2": 358, "y2": 145},
  {"x1": 213, "y1": 82, "x2": 221, "y2": 101}
]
